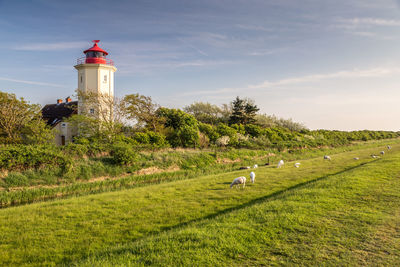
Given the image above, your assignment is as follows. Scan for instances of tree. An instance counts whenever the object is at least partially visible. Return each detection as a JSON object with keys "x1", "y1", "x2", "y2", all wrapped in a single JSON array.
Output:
[
  {"x1": 0, "y1": 91, "x2": 51, "y2": 144},
  {"x1": 183, "y1": 102, "x2": 223, "y2": 125},
  {"x1": 72, "y1": 89, "x2": 125, "y2": 142},
  {"x1": 22, "y1": 119, "x2": 55, "y2": 145},
  {"x1": 156, "y1": 108, "x2": 199, "y2": 148},
  {"x1": 122, "y1": 93, "x2": 163, "y2": 131},
  {"x1": 228, "y1": 96, "x2": 259, "y2": 125}
]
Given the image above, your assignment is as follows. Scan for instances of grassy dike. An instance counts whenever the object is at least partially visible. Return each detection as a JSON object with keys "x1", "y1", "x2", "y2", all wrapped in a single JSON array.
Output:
[
  {"x1": 0, "y1": 142, "x2": 398, "y2": 265},
  {"x1": 0, "y1": 139, "x2": 397, "y2": 208},
  {"x1": 80, "y1": 145, "x2": 400, "y2": 266}
]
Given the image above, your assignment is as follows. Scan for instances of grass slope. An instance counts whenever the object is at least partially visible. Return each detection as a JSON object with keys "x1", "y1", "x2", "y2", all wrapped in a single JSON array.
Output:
[
  {"x1": 0, "y1": 143, "x2": 398, "y2": 265},
  {"x1": 0, "y1": 139, "x2": 396, "y2": 208},
  {"x1": 81, "y1": 147, "x2": 400, "y2": 266}
]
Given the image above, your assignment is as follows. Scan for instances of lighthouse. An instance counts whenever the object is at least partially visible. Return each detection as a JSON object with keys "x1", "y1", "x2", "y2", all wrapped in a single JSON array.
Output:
[{"x1": 74, "y1": 40, "x2": 117, "y2": 119}]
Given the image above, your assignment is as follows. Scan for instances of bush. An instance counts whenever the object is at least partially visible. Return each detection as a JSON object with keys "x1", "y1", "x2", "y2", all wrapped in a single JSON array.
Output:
[
  {"x1": 133, "y1": 132, "x2": 150, "y2": 144},
  {"x1": 63, "y1": 143, "x2": 89, "y2": 157},
  {"x1": 198, "y1": 123, "x2": 220, "y2": 143},
  {"x1": 110, "y1": 143, "x2": 137, "y2": 165},
  {"x1": 245, "y1": 124, "x2": 262, "y2": 137},
  {"x1": 147, "y1": 131, "x2": 169, "y2": 148},
  {"x1": 0, "y1": 145, "x2": 72, "y2": 172}
]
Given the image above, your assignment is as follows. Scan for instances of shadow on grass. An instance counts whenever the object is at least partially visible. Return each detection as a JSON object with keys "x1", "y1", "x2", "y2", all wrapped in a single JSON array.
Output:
[{"x1": 73, "y1": 159, "x2": 379, "y2": 264}]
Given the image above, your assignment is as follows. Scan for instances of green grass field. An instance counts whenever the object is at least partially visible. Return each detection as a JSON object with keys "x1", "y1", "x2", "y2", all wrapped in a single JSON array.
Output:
[{"x1": 0, "y1": 141, "x2": 399, "y2": 266}]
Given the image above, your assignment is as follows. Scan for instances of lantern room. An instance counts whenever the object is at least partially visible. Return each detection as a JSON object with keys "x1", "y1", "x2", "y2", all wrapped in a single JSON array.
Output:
[{"x1": 77, "y1": 40, "x2": 114, "y2": 65}]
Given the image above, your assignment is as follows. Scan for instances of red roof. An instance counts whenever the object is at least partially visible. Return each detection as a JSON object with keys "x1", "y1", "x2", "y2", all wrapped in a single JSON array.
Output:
[{"x1": 83, "y1": 40, "x2": 108, "y2": 55}]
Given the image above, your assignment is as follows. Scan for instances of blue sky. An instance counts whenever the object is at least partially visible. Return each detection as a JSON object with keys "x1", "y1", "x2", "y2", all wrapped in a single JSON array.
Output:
[{"x1": 1, "y1": 0, "x2": 400, "y2": 130}]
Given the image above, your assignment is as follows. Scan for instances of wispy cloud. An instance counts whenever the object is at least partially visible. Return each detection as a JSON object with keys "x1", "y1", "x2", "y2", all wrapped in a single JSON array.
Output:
[
  {"x1": 184, "y1": 67, "x2": 400, "y2": 96},
  {"x1": 13, "y1": 41, "x2": 88, "y2": 51},
  {"x1": 0, "y1": 77, "x2": 66, "y2": 87},
  {"x1": 248, "y1": 47, "x2": 287, "y2": 56},
  {"x1": 177, "y1": 38, "x2": 208, "y2": 56},
  {"x1": 117, "y1": 59, "x2": 232, "y2": 75},
  {"x1": 336, "y1": 17, "x2": 400, "y2": 30}
]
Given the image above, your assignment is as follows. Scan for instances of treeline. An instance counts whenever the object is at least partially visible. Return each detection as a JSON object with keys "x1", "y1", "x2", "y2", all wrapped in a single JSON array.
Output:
[{"x1": 0, "y1": 90, "x2": 399, "y2": 171}]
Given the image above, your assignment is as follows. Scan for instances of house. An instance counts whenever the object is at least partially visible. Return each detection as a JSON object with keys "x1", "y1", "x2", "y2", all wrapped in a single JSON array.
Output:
[{"x1": 41, "y1": 97, "x2": 77, "y2": 145}]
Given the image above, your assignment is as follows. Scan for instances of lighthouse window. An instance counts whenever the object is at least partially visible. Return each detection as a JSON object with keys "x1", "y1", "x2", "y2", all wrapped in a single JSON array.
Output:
[
  {"x1": 80, "y1": 76, "x2": 83, "y2": 83},
  {"x1": 89, "y1": 108, "x2": 95, "y2": 114},
  {"x1": 103, "y1": 75, "x2": 107, "y2": 83},
  {"x1": 86, "y1": 51, "x2": 104, "y2": 58}
]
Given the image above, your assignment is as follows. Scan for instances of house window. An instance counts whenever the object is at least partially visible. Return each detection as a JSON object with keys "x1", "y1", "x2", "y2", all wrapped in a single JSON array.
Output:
[
  {"x1": 90, "y1": 108, "x2": 95, "y2": 114},
  {"x1": 103, "y1": 75, "x2": 107, "y2": 83},
  {"x1": 61, "y1": 123, "x2": 67, "y2": 128}
]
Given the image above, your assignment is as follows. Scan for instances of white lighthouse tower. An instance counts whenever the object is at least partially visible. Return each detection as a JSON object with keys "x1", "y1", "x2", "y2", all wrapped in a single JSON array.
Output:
[{"x1": 74, "y1": 40, "x2": 117, "y2": 119}]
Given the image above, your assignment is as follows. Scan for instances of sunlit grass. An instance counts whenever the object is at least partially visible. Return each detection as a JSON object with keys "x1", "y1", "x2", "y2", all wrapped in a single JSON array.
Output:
[{"x1": 0, "y1": 141, "x2": 398, "y2": 265}]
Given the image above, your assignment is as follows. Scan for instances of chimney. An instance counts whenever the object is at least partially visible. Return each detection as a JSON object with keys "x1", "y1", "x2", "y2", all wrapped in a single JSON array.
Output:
[
  {"x1": 66, "y1": 96, "x2": 72, "y2": 103},
  {"x1": 57, "y1": 99, "x2": 63, "y2": 104}
]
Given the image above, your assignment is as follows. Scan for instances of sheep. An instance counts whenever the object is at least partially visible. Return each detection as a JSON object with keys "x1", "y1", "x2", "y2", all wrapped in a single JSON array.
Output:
[
  {"x1": 380, "y1": 151, "x2": 385, "y2": 155},
  {"x1": 294, "y1": 162, "x2": 301, "y2": 168},
  {"x1": 353, "y1": 157, "x2": 359, "y2": 160},
  {"x1": 277, "y1": 160, "x2": 284, "y2": 168},
  {"x1": 250, "y1": 172, "x2": 255, "y2": 183},
  {"x1": 324, "y1": 155, "x2": 331, "y2": 160},
  {"x1": 239, "y1": 166, "x2": 251, "y2": 170},
  {"x1": 230, "y1": 176, "x2": 246, "y2": 189},
  {"x1": 253, "y1": 164, "x2": 258, "y2": 169},
  {"x1": 371, "y1": 154, "x2": 379, "y2": 159},
  {"x1": 387, "y1": 145, "x2": 392, "y2": 150}
]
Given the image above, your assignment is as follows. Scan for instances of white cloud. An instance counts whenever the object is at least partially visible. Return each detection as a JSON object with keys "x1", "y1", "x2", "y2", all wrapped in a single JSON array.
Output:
[
  {"x1": 0, "y1": 77, "x2": 66, "y2": 87},
  {"x1": 336, "y1": 17, "x2": 400, "y2": 30},
  {"x1": 184, "y1": 67, "x2": 400, "y2": 96},
  {"x1": 13, "y1": 42, "x2": 88, "y2": 51}
]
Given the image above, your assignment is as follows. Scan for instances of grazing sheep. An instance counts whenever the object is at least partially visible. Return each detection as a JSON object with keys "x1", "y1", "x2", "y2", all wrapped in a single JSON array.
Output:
[
  {"x1": 380, "y1": 151, "x2": 385, "y2": 155},
  {"x1": 371, "y1": 154, "x2": 379, "y2": 159},
  {"x1": 250, "y1": 172, "x2": 255, "y2": 183},
  {"x1": 324, "y1": 155, "x2": 331, "y2": 160},
  {"x1": 277, "y1": 160, "x2": 284, "y2": 168},
  {"x1": 239, "y1": 166, "x2": 251, "y2": 170},
  {"x1": 230, "y1": 176, "x2": 246, "y2": 188},
  {"x1": 253, "y1": 164, "x2": 258, "y2": 169},
  {"x1": 387, "y1": 145, "x2": 392, "y2": 150},
  {"x1": 294, "y1": 162, "x2": 301, "y2": 168},
  {"x1": 353, "y1": 157, "x2": 359, "y2": 160}
]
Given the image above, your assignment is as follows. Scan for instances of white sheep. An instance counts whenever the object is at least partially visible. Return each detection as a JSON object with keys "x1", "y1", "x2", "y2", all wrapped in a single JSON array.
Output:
[
  {"x1": 353, "y1": 157, "x2": 359, "y2": 160},
  {"x1": 380, "y1": 151, "x2": 385, "y2": 155},
  {"x1": 277, "y1": 160, "x2": 284, "y2": 168},
  {"x1": 253, "y1": 164, "x2": 258, "y2": 169},
  {"x1": 230, "y1": 176, "x2": 246, "y2": 189},
  {"x1": 250, "y1": 172, "x2": 255, "y2": 183},
  {"x1": 387, "y1": 145, "x2": 392, "y2": 150},
  {"x1": 324, "y1": 155, "x2": 331, "y2": 160},
  {"x1": 294, "y1": 162, "x2": 301, "y2": 168},
  {"x1": 371, "y1": 154, "x2": 379, "y2": 159}
]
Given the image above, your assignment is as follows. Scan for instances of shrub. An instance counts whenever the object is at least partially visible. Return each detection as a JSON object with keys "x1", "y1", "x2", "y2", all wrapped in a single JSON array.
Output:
[
  {"x1": 63, "y1": 143, "x2": 89, "y2": 157},
  {"x1": 216, "y1": 136, "x2": 230, "y2": 147},
  {"x1": 216, "y1": 123, "x2": 237, "y2": 138},
  {"x1": 133, "y1": 132, "x2": 150, "y2": 144},
  {"x1": 245, "y1": 124, "x2": 262, "y2": 137},
  {"x1": 110, "y1": 143, "x2": 137, "y2": 165},
  {"x1": 0, "y1": 145, "x2": 72, "y2": 172},
  {"x1": 147, "y1": 131, "x2": 169, "y2": 148},
  {"x1": 198, "y1": 123, "x2": 220, "y2": 143}
]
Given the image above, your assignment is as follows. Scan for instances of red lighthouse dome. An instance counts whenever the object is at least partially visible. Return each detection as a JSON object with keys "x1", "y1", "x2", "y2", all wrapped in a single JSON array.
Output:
[{"x1": 78, "y1": 40, "x2": 114, "y2": 65}]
